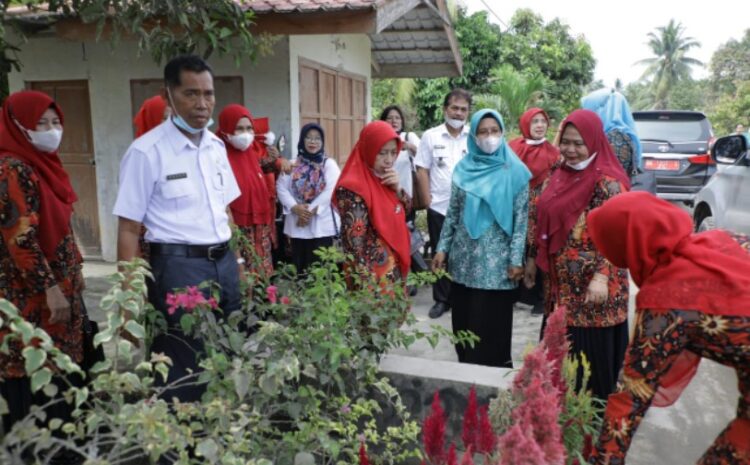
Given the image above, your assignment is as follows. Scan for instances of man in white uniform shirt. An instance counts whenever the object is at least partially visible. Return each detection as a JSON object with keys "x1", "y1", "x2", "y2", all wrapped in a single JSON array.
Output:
[
  {"x1": 113, "y1": 55, "x2": 242, "y2": 402},
  {"x1": 415, "y1": 89, "x2": 471, "y2": 318}
]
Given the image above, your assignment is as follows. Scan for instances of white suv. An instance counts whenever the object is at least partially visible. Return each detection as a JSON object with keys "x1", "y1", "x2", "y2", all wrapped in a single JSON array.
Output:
[{"x1": 693, "y1": 134, "x2": 750, "y2": 232}]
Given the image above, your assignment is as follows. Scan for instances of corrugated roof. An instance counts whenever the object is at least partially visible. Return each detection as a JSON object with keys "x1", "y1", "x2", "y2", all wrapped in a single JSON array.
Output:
[{"x1": 247, "y1": 0, "x2": 381, "y2": 14}]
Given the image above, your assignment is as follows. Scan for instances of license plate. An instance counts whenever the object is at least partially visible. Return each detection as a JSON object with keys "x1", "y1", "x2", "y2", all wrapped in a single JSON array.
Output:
[{"x1": 644, "y1": 159, "x2": 680, "y2": 171}]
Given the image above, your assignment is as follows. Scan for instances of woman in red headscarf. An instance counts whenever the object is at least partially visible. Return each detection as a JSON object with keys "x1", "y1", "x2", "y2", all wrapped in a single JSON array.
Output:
[
  {"x1": 133, "y1": 95, "x2": 169, "y2": 138},
  {"x1": 217, "y1": 104, "x2": 275, "y2": 278},
  {"x1": 0, "y1": 91, "x2": 85, "y2": 433},
  {"x1": 509, "y1": 108, "x2": 560, "y2": 315},
  {"x1": 531, "y1": 109, "x2": 630, "y2": 400},
  {"x1": 587, "y1": 191, "x2": 750, "y2": 465},
  {"x1": 334, "y1": 121, "x2": 411, "y2": 285},
  {"x1": 132, "y1": 95, "x2": 170, "y2": 260}
]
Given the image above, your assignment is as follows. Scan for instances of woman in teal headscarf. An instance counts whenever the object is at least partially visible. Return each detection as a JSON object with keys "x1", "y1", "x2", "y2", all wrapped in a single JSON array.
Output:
[
  {"x1": 432, "y1": 109, "x2": 531, "y2": 368},
  {"x1": 581, "y1": 88, "x2": 642, "y2": 174}
]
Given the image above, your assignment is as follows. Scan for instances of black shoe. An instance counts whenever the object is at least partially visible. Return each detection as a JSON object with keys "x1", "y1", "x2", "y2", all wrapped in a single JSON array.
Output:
[
  {"x1": 428, "y1": 302, "x2": 449, "y2": 319},
  {"x1": 408, "y1": 285, "x2": 419, "y2": 297}
]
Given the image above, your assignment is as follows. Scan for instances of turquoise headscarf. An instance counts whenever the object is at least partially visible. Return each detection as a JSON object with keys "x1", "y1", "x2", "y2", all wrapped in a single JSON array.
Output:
[
  {"x1": 452, "y1": 109, "x2": 531, "y2": 239},
  {"x1": 581, "y1": 88, "x2": 643, "y2": 169}
]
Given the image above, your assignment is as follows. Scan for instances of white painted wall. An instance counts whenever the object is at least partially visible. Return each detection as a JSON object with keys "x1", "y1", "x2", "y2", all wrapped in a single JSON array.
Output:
[
  {"x1": 288, "y1": 34, "x2": 372, "y2": 155},
  {"x1": 9, "y1": 32, "x2": 292, "y2": 261}
]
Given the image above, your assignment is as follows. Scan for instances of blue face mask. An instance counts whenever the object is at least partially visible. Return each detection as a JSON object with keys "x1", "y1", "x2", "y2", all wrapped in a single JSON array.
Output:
[{"x1": 166, "y1": 87, "x2": 213, "y2": 135}]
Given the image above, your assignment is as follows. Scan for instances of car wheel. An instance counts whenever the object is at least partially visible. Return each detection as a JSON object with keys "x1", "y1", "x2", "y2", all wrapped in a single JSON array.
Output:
[{"x1": 697, "y1": 215, "x2": 715, "y2": 232}]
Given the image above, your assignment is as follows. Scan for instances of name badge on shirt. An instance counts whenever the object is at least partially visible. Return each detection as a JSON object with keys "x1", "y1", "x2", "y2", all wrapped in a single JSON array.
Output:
[{"x1": 166, "y1": 172, "x2": 188, "y2": 181}]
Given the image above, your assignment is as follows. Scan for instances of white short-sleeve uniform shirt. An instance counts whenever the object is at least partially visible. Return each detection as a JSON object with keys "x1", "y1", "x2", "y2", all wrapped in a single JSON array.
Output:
[
  {"x1": 414, "y1": 123, "x2": 469, "y2": 216},
  {"x1": 113, "y1": 120, "x2": 241, "y2": 245}
]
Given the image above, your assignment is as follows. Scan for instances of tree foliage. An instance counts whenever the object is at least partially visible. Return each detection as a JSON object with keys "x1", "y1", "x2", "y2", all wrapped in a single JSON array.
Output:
[
  {"x1": 636, "y1": 19, "x2": 703, "y2": 109},
  {"x1": 496, "y1": 9, "x2": 595, "y2": 122},
  {"x1": 1, "y1": 0, "x2": 275, "y2": 101},
  {"x1": 475, "y1": 65, "x2": 546, "y2": 134},
  {"x1": 709, "y1": 29, "x2": 750, "y2": 95}
]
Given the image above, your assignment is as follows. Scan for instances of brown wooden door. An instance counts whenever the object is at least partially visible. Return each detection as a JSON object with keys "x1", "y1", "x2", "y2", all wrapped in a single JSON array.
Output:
[
  {"x1": 299, "y1": 59, "x2": 367, "y2": 165},
  {"x1": 30, "y1": 80, "x2": 101, "y2": 257},
  {"x1": 130, "y1": 76, "x2": 244, "y2": 136}
]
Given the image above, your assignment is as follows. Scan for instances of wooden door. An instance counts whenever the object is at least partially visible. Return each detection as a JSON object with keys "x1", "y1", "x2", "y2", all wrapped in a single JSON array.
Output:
[
  {"x1": 299, "y1": 59, "x2": 367, "y2": 165},
  {"x1": 130, "y1": 76, "x2": 243, "y2": 135},
  {"x1": 30, "y1": 80, "x2": 101, "y2": 257}
]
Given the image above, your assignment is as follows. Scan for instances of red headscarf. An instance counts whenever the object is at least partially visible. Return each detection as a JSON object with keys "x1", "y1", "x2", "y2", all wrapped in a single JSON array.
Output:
[
  {"x1": 0, "y1": 90, "x2": 77, "y2": 260},
  {"x1": 133, "y1": 95, "x2": 167, "y2": 138},
  {"x1": 535, "y1": 109, "x2": 630, "y2": 272},
  {"x1": 217, "y1": 104, "x2": 271, "y2": 227},
  {"x1": 334, "y1": 121, "x2": 411, "y2": 277},
  {"x1": 587, "y1": 191, "x2": 750, "y2": 406},
  {"x1": 508, "y1": 108, "x2": 560, "y2": 188}
]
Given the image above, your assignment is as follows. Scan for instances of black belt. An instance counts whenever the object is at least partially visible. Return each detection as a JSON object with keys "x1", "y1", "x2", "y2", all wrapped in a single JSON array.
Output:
[{"x1": 148, "y1": 242, "x2": 230, "y2": 261}]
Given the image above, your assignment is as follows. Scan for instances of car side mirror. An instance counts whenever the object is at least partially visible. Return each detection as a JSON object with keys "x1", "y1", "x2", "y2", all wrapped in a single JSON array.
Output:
[{"x1": 711, "y1": 134, "x2": 748, "y2": 165}]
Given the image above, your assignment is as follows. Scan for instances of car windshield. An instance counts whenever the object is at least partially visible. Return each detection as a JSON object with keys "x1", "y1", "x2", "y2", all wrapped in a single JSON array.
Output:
[{"x1": 635, "y1": 119, "x2": 709, "y2": 142}]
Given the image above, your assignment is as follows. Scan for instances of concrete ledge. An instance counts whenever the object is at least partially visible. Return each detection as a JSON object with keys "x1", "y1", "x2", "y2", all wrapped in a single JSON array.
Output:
[{"x1": 379, "y1": 354, "x2": 514, "y2": 444}]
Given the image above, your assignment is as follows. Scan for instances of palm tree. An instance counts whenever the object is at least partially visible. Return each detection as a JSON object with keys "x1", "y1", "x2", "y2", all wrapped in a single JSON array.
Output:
[
  {"x1": 636, "y1": 19, "x2": 703, "y2": 109},
  {"x1": 475, "y1": 65, "x2": 546, "y2": 134}
]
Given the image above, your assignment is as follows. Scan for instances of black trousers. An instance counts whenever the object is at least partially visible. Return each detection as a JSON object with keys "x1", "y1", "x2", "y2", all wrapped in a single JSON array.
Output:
[
  {"x1": 567, "y1": 322, "x2": 629, "y2": 400},
  {"x1": 427, "y1": 208, "x2": 451, "y2": 305},
  {"x1": 450, "y1": 282, "x2": 517, "y2": 368},
  {"x1": 148, "y1": 249, "x2": 241, "y2": 403},
  {"x1": 517, "y1": 267, "x2": 544, "y2": 306},
  {"x1": 291, "y1": 236, "x2": 334, "y2": 274}
]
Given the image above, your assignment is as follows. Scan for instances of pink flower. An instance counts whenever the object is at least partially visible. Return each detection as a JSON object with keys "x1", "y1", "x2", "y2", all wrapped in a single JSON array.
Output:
[
  {"x1": 266, "y1": 285, "x2": 278, "y2": 304},
  {"x1": 460, "y1": 445, "x2": 474, "y2": 465},
  {"x1": 340, "y1": 404, "x2": 351, "y2": 414},
  {"x1": 280, "y1": 296, "x2": 291, "y2": 305},
  {"x1": 207, "y1": 297, "x2": 219, "y2": 310},
  {"x1": 541, "y1": 305, "x2": 570, "y2": 398},
  {"x1": 498, "y1": 424, "x2": 547, "y2": 465}
]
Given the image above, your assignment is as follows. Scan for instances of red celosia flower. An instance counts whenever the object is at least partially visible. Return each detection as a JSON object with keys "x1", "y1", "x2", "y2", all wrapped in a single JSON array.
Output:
[
  {"x1": 477, "y1": 405, "x2": 497, "y2": 455},
  {"x1": 446, "y1": 443, "x2": 457, "y2": 465},
  {"x1": 462, "y1": 386, "x2": 479, "y2": 450},
  {"x1": 359, "y1": 441, "x2": 370, "y2": 465},
  {"x1": 460, "y1": 445, "x2": 474, "y2": 465},
  {"x1": 423, "y1": 390, "x2": 446, "y2": 464},
  {"x1": 280, "y1": 295, "x2": 291, "y2": 305},
  {"x1": 582, "y1": 433, "x2": 593, "y2": 459}
]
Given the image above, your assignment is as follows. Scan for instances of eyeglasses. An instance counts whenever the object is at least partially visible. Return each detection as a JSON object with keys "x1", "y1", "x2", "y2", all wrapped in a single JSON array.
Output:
[{"x1": 304, "y1": 137, "x2": 322, "y2": 143}]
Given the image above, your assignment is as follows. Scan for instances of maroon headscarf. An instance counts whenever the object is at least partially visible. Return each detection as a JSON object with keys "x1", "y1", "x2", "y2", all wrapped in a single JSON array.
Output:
[
  {"x1": 217, "y1": 104, "x2": 272, "y2": 227},
  {"x1": 535, "y1": 109, "x2": 630, "y2": 272},
  {"x1": 508, "y1": 108, "x2": 560, "y2": 188},
  {"x1": 334, "y1": 121, "x2": 410, "y2": 277},
  {"x1": 0, "y1": 90, "x2": 77, "y2": 259}
]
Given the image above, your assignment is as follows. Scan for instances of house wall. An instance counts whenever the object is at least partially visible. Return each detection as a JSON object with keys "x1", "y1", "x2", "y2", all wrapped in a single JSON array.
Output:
[
  {"x1": 9, "y1": 32, "x2": 292, "y2": 261},
  {"x1": 288, "y1": 34, "x2": 372, "y2": 155}
]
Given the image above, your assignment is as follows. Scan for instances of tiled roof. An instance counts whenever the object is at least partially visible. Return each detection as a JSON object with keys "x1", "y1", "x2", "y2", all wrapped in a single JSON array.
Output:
[{"x1": 246, "y1": 0, "x2": 380, "y2": 14}]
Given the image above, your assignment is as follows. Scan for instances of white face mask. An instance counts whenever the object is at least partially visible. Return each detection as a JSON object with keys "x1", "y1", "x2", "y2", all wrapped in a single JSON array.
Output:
[
  {"x1": 445, "y1": 117, "x2": 465, "y2": 129},
  {"x1": 566, "y1": 152, "x2": 598, "y2": 170},
  {"x1": 228, "y1": 132, "x2": 254, "y2": 151},
  {"x1": 28, "y1": 128, "x2": 64, "y2": 153},
  {"x1": 476, "y1": 135, "x2": 501, "y2": 154}
]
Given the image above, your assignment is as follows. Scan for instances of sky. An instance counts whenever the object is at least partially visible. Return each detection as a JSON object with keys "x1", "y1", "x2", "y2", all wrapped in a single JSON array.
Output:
[{"x1": 459, "y1": 0, "x2": 748, "y2": 88}]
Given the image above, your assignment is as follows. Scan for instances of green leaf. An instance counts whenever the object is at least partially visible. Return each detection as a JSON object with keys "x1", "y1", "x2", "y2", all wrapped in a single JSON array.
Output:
[
  {"x1": 124, "y1": 320, "x2": 146, "y2": 339},
  {"x1": 232, "y1": 371, "x2": 249, "y2": 400},
  {"x1": 74, "y1": 387, "x2": 89, "y2": 408},
  {"x1": 48, "y1": 418, "x2": 63, "y2": 430},
  {"x1": 23, "y1": 346, "x2": 47, "y2": 373},
  {"x1": 30, "y1": 367, "x2": 52, "y2": 392},
  {"x1": 196, "y1": 438, "x2": 219, "y2": 462},
  {"x1": 90, "y1": 359, "x2": 112, "y2": 374},
  {"x1": 0, "y1": 396, "x2": 7, "y2": 415},
  {"x1": 42, "y1": 382, "x2": 59, "y2": 398},
  {"x1": 219, "y1": 27, "x2": 232, "y2": 39}
]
